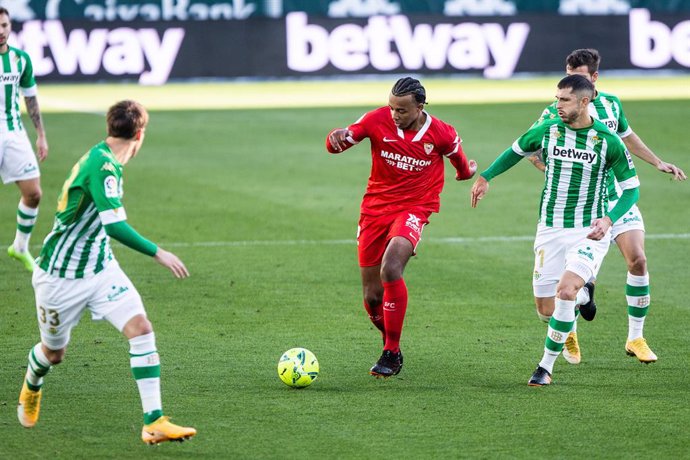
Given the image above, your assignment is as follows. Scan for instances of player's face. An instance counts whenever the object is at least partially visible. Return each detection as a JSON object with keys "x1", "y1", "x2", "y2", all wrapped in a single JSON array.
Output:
[
  {"x1": 388, "y1": 93, "x2": 423, "y2": 130},
  {"x1": 566, "y1": 65, "x2": 598, "y2": 84},
  {"x1": 555, "y1": 87, "x2": 586, "y2": 124},
  {"x1": 0, "y1": 14, "x2": 11, "y2": 48}
]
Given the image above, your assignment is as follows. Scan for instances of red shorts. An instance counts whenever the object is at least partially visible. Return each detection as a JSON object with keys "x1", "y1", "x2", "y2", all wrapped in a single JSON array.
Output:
[{"x1": 357, "y1": 209, "x2": 431, "y2": 267}]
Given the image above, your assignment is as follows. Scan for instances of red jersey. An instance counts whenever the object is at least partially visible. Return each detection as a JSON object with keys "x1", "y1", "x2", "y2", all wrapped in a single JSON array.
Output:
[{"x1": 331, "y1": 107, "x2": 463, "y2": 216}]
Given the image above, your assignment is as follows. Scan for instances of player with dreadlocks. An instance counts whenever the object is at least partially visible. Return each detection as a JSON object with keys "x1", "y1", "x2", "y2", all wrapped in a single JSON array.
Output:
[{"x1": 326, "y1": 77, "x2": 477, "y2": 377}]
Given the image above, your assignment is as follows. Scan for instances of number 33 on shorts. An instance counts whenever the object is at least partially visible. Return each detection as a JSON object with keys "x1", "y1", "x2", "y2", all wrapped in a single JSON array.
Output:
[{"x1": 38, "y1": 305, "x2": 61, "y2": 334}]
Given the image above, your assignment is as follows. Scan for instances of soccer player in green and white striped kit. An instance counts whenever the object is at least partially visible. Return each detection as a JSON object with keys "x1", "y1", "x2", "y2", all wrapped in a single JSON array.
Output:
[
  {"x1": 470, "y1": 75, "x2": 640, "y2": 386},
  {"x1": 527, "y1": 49, "x2": 686, "y2": 366},
  {"x1": 17, "y1": 100, "x2": 197, "y2": 443},
  {"x1": 0, "y1": 7, "x2": 49, "y2": 272}
]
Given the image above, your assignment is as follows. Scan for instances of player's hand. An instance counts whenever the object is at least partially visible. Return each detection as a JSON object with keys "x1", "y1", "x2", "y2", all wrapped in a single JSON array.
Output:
[
  {"x1": 587, "y1": 216, "x2": 612, "y2": 241},
  {"x1": 327, "y1": 128, "x2": 352, "y2": 153},
  {"x1": 657, "y1": 161, "x2": 687, "y2": 181},
  {"x1": 154, "y1": 248, "x2": 190, "y2": 279},
  {"x1": 470, "y1": 176, "x2": 488, "y2": 208},
  {"x1": 456, "y1": 159, "x2": 477, "y2": 181},
  {"x1": 36, "y1": 134, "x2": 48, "y2": 162}
]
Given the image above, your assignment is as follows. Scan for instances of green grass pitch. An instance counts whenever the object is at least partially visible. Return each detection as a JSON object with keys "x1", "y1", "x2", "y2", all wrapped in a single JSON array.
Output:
[{"x1": 0, "y1": 79, "x2": 689, "y2": 458}]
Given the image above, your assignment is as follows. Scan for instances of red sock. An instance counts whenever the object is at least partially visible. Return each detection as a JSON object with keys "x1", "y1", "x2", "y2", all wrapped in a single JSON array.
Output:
[
  {"x1": 382, "y1": 278, "x2": 408, "y2": 352},
  {"x1": 363, "y1": 300, "x2": 385, "y2": 339}
]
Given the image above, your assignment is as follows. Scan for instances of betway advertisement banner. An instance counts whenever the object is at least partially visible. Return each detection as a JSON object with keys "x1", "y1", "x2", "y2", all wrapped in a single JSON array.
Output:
[{"x1": 10, "y1": 9, "x2": 690, "y2": 84}]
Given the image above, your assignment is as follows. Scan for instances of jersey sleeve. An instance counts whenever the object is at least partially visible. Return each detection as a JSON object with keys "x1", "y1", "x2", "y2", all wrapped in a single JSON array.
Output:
[
  {"x1": 606, "y1": 136, "x2": 639, "y2": 190},
  {"x1": 613, "y1": 97, "x2": 632, "y2": 138},
  {"x1": 87, "y1": 160, "x2": 127, "y2": 225},
  {"x1": 19, "y1": 51, "x2": 38, "y2": 96},
  {"x1": 347, "y1": 109, "x2": 382, "y2": 144},
  {"x1": 511, "y1": 121, "x2": 551, "y2": 157},
  {"x1": 440, "y1": 124, "x2": 461, "y2": 157},
  {"x1": 325, "y1": 110, "x2": 372, "y2": 153}
]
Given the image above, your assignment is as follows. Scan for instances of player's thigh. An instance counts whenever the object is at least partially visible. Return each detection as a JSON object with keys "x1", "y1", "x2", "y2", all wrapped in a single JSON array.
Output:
[
  {"x1": 88, "y1": 261, "x2": 146, "y2": 332},
  {"x1": 564, "y1": 229, "x2": 610, "y2": 284},
  {"x1": 32, "y1": 269, "x2": 91, "y2": 350},
  {"x1": 532, "y1": 225, "x2": 567, "y2": 298},
  {"x1": 0, "y1": 131, "x2": 39, "y2": 185},
  {"x1": 614, "y1": 229, "x2": 646, "y2": 265}
]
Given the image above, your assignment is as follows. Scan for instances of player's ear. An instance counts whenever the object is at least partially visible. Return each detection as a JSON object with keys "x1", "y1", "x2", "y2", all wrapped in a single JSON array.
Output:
[
  {"x1": 591, "y1": 71, "x2": 599, "y2": 83},
  {"x1": 135, "y1": 129, "x2": 142, "y2": 141}
]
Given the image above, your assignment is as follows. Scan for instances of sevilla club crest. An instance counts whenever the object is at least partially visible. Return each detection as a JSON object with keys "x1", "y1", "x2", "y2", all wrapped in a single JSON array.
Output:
[{"x1": 423, "y1": 143, "x2": 434, "y2": 155}]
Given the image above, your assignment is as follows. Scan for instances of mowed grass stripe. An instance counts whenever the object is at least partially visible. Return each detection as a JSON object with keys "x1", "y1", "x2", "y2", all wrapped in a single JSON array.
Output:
[
  {"x1": 99, "y1": 232, "x2": 690, "y2": 248},
  {"x1": 38, "y1": 75, "x2": 690, "y2": 113}
]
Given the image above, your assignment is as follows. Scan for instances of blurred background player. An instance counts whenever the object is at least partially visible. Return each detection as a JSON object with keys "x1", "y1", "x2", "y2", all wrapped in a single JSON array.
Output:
[
  {"x1": 471, "y1": 75, "x2": 640, "y2": 386},
  {"x1": 0, "y1": 6, "x2": 49, "y2": 272},
  {"x1": 326, "y1": 77, "x2": 477, "y2": 377},
  {"x1": 527, "y1": 49, "x2": 687, "y2": 365},
  {"x1": 17, "y1": 100, "x2": 196, "y2": 444}
]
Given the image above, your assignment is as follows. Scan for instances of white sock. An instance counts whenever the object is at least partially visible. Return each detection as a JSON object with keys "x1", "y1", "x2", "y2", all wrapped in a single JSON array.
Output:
[
  {"x1": 627, "y1": 272, "x2": 650, "y2": 341},
  {"x1": 575, "y1": 287, "x2": 590, "y2": 306},
  {"x1": 539, "y1": 298, "x2": 576, "y2": 373},
  {"x1": 25, "y1": 343, "x2": 52, "y2": 389},
  {"x1": 129, "y1": 332, "x2": 162, "y2": 423},
  {"x1": 14, "y1": 202, "x2": 38, "y2": 253}
]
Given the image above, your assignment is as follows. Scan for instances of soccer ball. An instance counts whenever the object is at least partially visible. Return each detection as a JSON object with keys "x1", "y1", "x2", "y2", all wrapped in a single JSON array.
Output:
[{"x1": 278, "y1": 348, "x2": 319, "y2": 388}]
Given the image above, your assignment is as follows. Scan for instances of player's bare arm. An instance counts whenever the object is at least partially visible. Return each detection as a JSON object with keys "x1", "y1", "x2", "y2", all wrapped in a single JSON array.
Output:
[
  {"x1": 25, "y1": 95, "x2": 48, "y2": 161},
  {"x1": 154, "y1": 248, "x2": 189, "y2": 279},
  {"x1": 470, "y1": 176, "x2": 489, "y2": 208},
  {"x1": 622, "y1": 133, "x2": 686, "y2": 181},
  {"x1": 527, "y1": 152, "x2": 546, "y2": 173}
]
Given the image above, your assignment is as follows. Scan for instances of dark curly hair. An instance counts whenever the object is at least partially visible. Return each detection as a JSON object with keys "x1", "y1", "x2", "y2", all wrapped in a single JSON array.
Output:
[{"x1": 566, "y1": 49, "x2": 601, "y2": 75}]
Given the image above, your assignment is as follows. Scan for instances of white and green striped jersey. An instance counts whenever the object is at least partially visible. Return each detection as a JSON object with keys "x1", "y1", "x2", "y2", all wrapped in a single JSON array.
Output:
[
  {"x1": 512, "y1": 117, "x2": 639, "y2": 228},
  {"x1": 535, "y1": 90, "x2": 632, "y2": 201},
  {"x1": 0, "y1": 46, "x2": 37, "y2": 132},
  {"x1": 37, "y1": 142, "x2": 127, "y2": 279}
]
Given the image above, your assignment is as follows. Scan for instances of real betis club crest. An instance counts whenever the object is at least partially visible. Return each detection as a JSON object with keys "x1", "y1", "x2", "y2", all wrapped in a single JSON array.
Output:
[{"x1": 423, "y1": 143, "x2": 434, "y2": 155}]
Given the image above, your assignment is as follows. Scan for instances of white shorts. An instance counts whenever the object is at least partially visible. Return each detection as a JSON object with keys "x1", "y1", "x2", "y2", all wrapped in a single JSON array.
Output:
[
  {"x1": 532, "y1": 224, "x2": 611, "y2": 298},
  {"x1": 0, "y1": 129, "x2": 40, "y2": 184},
  {"x1": 32, "y1": 260, "x2": 146, "y2": 350},
  {"x1": 609, "y1": 202, "x2": 645, "y2": 241}
]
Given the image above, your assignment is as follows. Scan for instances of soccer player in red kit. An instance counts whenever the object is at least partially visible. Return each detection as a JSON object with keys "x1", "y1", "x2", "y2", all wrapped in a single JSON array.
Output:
[{"x1": 326, "y1": 77, "x2": 477, "y2": 377}]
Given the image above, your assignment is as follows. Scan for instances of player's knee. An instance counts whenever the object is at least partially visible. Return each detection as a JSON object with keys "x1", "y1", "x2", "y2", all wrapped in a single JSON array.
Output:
[
  {"x1": 379, "y1": 261, "x2": 403, "y2": 283},
  {"x1": 44, "y1": 347, "x2": 65, "y2": 365},
  {"x1": 22, "y1": 188, "x2": 42, "y2": 208},
  {"x1": 557, "y1": 285, "x2": 579, "y2": 301},
  {"x1": 364, "y1": 292, "x2": 383, "y2": 308},
  {"x1": 627, "y1": 253, "x2": 647, "y2": 274},
  {"x1": 123, "y1": 314, "x2": 153, "y2": 338}
]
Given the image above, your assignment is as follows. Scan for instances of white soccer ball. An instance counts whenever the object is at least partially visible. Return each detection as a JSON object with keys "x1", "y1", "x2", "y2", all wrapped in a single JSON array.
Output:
[{"x1": 277, "y1": 348, "x2": 319, "y2": 388}]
